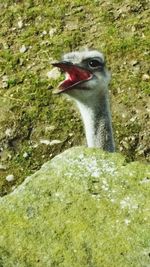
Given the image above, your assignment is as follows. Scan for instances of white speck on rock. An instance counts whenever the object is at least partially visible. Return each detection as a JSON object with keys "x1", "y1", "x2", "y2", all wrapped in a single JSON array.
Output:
[
  {"x1": 92, "y1": 170, "x2": 100, "y2": 178},
  {"x1": 125, "y1": 219, "x2": 131, "y2": 225},
  {"x1": 120, "y1": 196, "x2": 138, "y2": 210},
  {"x1": 78, "y1": 154, "x2": 84, "y2": 160},
  {"x1": 53, "y1": 192, "x2": 65, "y2": 202},
  {"x1": 6, "y1": 174, "x2": 14, "y2": 182},
  {"x1": 101, "y1": 180, "x2": 109, "y2": 191},
  {"x1": 140, "y1": 177, "x2": 150, "y2": 184},
  {"x1": 64, "y1": 154, "x2": 117, "y2": 181}
]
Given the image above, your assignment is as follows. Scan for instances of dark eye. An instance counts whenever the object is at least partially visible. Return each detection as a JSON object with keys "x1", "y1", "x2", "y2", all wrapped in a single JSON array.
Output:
[{"x1": 88, "y1": 59, "x2": 103, "y2": 69}]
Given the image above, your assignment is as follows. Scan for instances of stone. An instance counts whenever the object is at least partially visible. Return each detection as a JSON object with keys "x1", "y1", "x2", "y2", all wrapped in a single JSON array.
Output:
[
  {"x1": 19, "y1": 45, "x2": 27, "y2": 53},
  {"x1": 5, "y1": 174, "x2": 14, "y2": 182},
  {"x1": 142, "y1": 74, "x2": 150, "y2": 81},
  {"x1": 17, "y1": 20, "x2": 23, "y2": 29},
  {"x1": 49, "y1": 28, "x2": 57, "y2": 37},
  {"x1": 0, "y1": 147, "x2": 150, "y2": 266},
  {"x1": 47, "y1": 68, "x2": 61, "y2": 79}
]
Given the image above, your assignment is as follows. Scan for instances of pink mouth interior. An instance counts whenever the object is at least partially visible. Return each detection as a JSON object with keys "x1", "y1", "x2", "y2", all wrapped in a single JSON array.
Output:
[{"x1": 55, "y1": 63, "x2": 92, "y2": 91}]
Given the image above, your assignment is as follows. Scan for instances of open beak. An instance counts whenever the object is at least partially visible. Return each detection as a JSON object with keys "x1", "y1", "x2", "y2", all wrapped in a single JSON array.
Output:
[{"x1": 52, "y1": 61, "x2": 93, "y2": 94}]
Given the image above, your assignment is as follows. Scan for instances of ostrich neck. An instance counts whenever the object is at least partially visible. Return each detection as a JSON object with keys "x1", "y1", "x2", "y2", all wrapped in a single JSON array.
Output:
[{"x1": 75, "y1": 93, "x2": 115, "y2": 152}]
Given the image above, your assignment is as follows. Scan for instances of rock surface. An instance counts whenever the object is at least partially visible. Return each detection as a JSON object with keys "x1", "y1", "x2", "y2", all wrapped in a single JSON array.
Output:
[{"x1": 0, "y1": 147, "x2": 150, "y2": 267}]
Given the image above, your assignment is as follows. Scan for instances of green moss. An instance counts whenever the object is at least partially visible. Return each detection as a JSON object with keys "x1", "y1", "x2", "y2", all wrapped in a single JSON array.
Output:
[{"x1": 0, "y1": 148, "x2": 150, "y2": 266}]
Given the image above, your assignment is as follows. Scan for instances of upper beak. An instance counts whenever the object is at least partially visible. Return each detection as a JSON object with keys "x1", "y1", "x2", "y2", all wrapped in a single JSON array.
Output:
[{"x1": 52, "y1": 61, "x2": 73, "y2": 69}]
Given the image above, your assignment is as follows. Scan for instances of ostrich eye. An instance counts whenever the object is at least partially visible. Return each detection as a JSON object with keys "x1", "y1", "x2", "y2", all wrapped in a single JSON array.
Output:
[{"x1": 88, "y1": 59, "x2": 103, "y2": 69}]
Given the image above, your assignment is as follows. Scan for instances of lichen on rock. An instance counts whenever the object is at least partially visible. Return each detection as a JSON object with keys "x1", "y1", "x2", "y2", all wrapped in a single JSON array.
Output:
[{"x1": 0, "y1": 147, "x2": 150, "y2": 267}]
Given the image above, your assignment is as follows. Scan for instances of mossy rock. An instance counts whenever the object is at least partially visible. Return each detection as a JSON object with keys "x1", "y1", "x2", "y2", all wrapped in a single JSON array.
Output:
[{"x1": 0, "y1": 147, "x2": 150, "y2": 267}]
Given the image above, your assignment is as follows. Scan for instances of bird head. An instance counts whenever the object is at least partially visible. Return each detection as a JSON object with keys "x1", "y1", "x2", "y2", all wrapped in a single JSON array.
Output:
[{"x1": 52, "y1": 49, "x2": 111, "y2": 102}]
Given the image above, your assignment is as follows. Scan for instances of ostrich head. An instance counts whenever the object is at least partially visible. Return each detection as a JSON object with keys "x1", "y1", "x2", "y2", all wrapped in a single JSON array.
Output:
[
  {"x1": 52, "y1": 49, "x2": 111, "y2": 104},
  {"x1": 52, "y1": 49, "x2": 115, "y2": 151}
]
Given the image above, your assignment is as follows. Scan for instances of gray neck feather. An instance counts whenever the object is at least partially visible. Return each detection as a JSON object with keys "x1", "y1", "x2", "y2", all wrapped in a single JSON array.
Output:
[{"x1": 75, "y1": 91, "x2": 115, "y2": 152}]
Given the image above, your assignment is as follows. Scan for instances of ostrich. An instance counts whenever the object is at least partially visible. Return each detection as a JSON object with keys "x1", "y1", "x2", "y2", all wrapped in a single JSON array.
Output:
[{"x1": 52, "y1": 49, "x2": 115, "y2": 152}]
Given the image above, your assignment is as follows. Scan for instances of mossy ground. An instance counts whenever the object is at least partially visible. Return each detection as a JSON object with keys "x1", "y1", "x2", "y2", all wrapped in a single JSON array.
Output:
[{"x1": 0, "y1": 0, "x2": 150, "y2": 195}]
